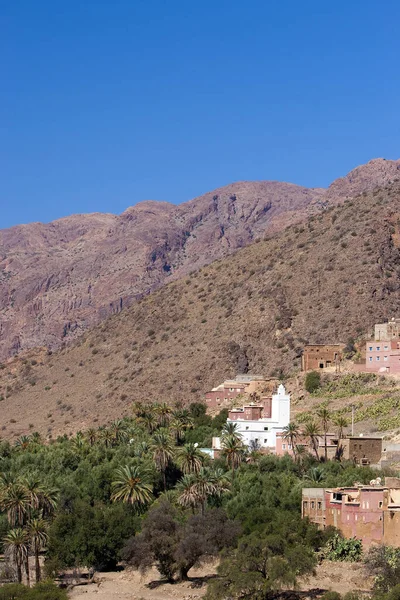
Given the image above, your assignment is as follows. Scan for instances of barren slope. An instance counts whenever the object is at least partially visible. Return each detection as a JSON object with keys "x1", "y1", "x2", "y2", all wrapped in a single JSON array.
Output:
[
  {"x1": 2, "y1": 180, "x2": 400, "y2": 438},
  {"x1": 1, "y1": 158, "x2": 399, "y2": 361}
]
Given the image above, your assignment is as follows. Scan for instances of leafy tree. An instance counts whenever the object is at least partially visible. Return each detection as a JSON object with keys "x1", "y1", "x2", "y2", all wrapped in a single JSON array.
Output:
[
  {"x1": 123, "y1": 501, "x2": 240, "y2": 582},
  {"x1": 305, "y1": 370, "x2": 321, "y2": 393},
  {"x1": 48, "y1": 500, "x2": 139, "y2": 571},
  {"x1": 364, "y1": 545, "x2": 400, "y2": 592},
  {"x1": 205, "y1": 529, "x2": 316, "y2": 599}
]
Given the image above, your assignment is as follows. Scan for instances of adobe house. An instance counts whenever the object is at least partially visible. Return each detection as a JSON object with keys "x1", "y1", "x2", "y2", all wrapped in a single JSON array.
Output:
[
  {"x1": 302, "y1": 477, "x2": 400, "y2": 548},
  {"x1": 301, "y1": 344, "x2": 345, "y2": 372},
  {"x1": 205, "y1": 375, "x2": 276, "y2": 409},
  {"x1": 341, "y1": 436, "x2": 383, "y2": 466}
]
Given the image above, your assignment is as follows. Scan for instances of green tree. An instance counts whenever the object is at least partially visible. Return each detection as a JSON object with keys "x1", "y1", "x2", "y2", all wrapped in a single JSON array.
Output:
[
  {"x1": 221, "y1": 434, "x2": 244, "y2": 477},
  {"x1": 27, "y1": 517, "x2": 49, "y2": 583},
  {"x1": 303, "y1": 419, "x2": 321, "y2": 461},
  {"x1": 3, "y1": 528, "x2": 29, "y2": 584},
  {"x1": 305, "y1": 371, "x2": 321, "y2": 393},
  {"x1": 111, "y1": 465, "x2": 153, "y2": 507},
  {"x1": 316, "y1": 406, "x2": 331, "y2": 462},
  {"x1": 282, "y1": 422, "x2": 300, "y2": 461},
  {"x1": 151, "y1": 428, "x2": 175, "y2": 490},
  {"x1": 205, "y1": 530, "x2": 316, "y2": 599},
  {"x1": 176, "y1": 443, "x2": 204, "y2": 475}
]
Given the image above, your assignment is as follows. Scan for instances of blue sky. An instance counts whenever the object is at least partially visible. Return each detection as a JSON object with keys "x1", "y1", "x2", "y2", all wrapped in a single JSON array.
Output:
[{"x1": 1, "y1": 0, "x2": 399, "y2": 229}]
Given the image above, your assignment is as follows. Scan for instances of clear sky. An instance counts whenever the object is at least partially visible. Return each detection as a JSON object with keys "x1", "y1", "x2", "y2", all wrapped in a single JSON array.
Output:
[{"x1": 1, "y1": 0, "x2": 399, "y2": 229}]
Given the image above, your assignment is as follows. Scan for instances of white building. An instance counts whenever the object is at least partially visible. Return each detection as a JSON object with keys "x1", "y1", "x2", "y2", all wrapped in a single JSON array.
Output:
[{"x1": 224, "y1": 384, "x2": 290, "y2": 450}]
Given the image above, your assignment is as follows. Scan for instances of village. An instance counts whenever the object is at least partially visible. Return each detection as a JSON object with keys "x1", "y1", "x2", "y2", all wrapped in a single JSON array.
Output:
[{"x1": 199, "y1": 318, "x2": 400, "y2": 551}]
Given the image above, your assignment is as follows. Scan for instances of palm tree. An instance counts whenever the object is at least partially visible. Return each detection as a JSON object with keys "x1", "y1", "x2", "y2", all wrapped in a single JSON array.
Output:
[
  {"x1": 3, "y1": 528, "x2": 29, "y2": 584},
  {"x1": 110, "y1": 419, "x2": 128, "y2": 445},
  {"x1": 27, "y1": 517, "x2": 48, "y2": 583},
  {"x1": 333, "y1": 415, "x2": 348, "y2": 440},
  {"x1": 170, "y1": 418, "x2": 186, "y2": 444},
  {"x1": 191, "y1": 468, "x2": 218, "y2": 515},
  {"x1": 111, "y1": 465, "x2": 153, "y2": 507},
  {"x1": 317, "y1": 407, "x2": 331, "y2": 462},
  {"x1": 0, "y1": 482, "x2": 31, "y2": 526},
  {"x1": 139, "y1": 411, "x2": 158, "y2": 434},
  {"x1": 31, "y1": 432, "x2": 43, "y2": 446},
  {"x1": 86, "y1": 428, "x2": 97, "y2": 446},
  {"x1": 282, "y1": 422, "x2": 300, "y2": 461},
  {"x1": 221, "y1": 434, "x2": 244, "y2": 478},
  {"x1": 15, "y1": 435, "x2": 32, "y2": 451},
  {"x1": 151, "y1": 429, "x2": 175, "y2": 490},
  {"x1": 176, "y1": 443, "x2": 204, "y2": 475},
  {"x1": 211, "y1": 468, "x2": 231, "y2": 499},
  {"x1": 100, "y1": 428, "x2": 114, "y2": 448},
  {"x1": 176, "y1": 474, "x2": 198, "y2": 512},
  {"x1": 156, "y1": 403, "x2": 172, "y2": 428},
  {"x1": 22, "y1": 475, "x2": 58, "y2": 518},
  {"x1": 221, "y1": 422, "x2": 241, "y2": 439},
  {"x1": 304, "y1": 466, "x2": 325, "y2": 484},
  {"x1": 247, "y1": 440, "x2": 262, "y2": 464},
  {"x1": 303, "y1": 420, "x2": 321, "y2": 461},
  {"x1": 133, "y1": 440, "x2": 150, "y2": 458}
]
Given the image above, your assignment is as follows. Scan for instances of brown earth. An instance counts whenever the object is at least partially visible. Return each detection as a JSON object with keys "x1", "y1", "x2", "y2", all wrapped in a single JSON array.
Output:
[
  {"x1": 2, "y1": 178, "x2": 400, "y2": 439},
  {"x1": 1, "y1": 158, "x2": 399, "y2": 362},
  {"x1": 67, "y1": 561, "x2": 372, "y2": 600}
]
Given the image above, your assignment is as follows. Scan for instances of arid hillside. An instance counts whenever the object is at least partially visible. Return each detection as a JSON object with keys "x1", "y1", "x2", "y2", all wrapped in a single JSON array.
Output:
[
  {"x1": 2, "y1": 179, "x2": 400, "y2": 439},
  {"x1": 1, "y1": 158, "x2": 399, "y2": 361}
]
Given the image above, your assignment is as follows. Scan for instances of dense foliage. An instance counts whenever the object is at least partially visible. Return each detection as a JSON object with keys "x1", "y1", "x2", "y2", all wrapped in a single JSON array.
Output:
[{"x1": 0, "y1": 400, "x2": 398, "y2": 598}]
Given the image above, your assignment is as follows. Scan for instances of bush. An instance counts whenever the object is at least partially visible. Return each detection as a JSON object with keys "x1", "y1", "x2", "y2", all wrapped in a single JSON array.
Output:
[
  {"x1": 321, "y1": 533, "x2": 362, "y2": 562},
  {"x1": 0, "y1": 582, "x2": 67, "y2": 599},
  {"x1": 305, "y1": 371, "x2": 321, "y2": 393}
]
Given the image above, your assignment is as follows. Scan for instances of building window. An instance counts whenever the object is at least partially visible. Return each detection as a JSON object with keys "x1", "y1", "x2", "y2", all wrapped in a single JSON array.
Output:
[
  {"x1": 264, "y1": 439, "x2": 267, "y2": 443},
  {"x1": 347, "y1": 515, "x2": 350, "y2": 521},
  {"x1": 376, "y1": 356, "x2": 380, "y2": 361},
  {"x1": 288, "y1": 444, "x2": 292, "y2": 450},
  {"x1": 264, "y1": 426, "x2": 268, "y2": 431},
  {"x1": 282, "y1": 444, "x2": 286, "y2": 450},
  {"x1": 377, "y1": 346, "x2": 380, "y2": 351},
  {"x1": 355, "y1": 514, "x2": 357, "y2": 521},
  {"x1": 245, "y1": 426, "x2": 249, "y2": 430},
  {"x1": 317, "y1": 502, "x2": 322, "y2": 509},
  {"x1": 369, "y1": 357, "x2": 373, "y2": 362},
  {"x1": 384, "y1": 356, "x2": 388, "y2": 361},
  {"x1": 303, "y1": 501, "x2": 308, "y2": 509},
  {"x1": 384, "y1": 345, "x2": 388, "y2": 350},
  {"x1": 366, "y1": 502, "x2": 369, "y2": 509},
  {"x1": 379, "y1": 501, "x2": 383, "y2": 508},
  {"x1": 311, "y1": 501, "x2": 315, "y2": 509},
  {"x1": 369, "y1": 346, "x2": 373, "y2": 351}
]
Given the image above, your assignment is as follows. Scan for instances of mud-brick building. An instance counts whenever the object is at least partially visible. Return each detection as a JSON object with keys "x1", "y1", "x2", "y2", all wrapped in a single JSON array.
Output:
[
  {"x1": 341, "y1": 436, "x2": 383, "y2": 465},
  {"x1": 302, "y1": 477, "x2": 400, "y2": 548},
  {"x1": 301, "y1": 344, "x2": 345, "y2": 372}
]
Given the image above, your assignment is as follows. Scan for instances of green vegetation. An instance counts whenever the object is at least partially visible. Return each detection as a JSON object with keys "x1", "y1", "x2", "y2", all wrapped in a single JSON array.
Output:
[
  {"x1": 305, "y1": 370, "x2": 321, "y2": 393},
  {"x1": 1, "y1": 397, "x2": 400, "y2": 597}
]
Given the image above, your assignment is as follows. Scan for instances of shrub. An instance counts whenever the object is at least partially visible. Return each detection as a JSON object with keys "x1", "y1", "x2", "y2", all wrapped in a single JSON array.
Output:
[
  {"x1": 305, "y1": 371, "x2": 321, "y2": 393},
  {"x1": 321, "y1": 533, "x2": 362, "y2": 562}
]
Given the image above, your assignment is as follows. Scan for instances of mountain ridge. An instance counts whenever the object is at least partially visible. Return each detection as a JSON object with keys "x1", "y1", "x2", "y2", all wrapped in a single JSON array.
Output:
[{"x1": 0, "y1": 158, "x2": 399, "y2": 361}]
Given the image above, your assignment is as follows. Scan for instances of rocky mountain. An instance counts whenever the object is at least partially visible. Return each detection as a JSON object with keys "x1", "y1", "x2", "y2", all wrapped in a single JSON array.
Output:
[
  {"x1": 0, "y1": 158, "x2": 399, "y2": 361},
  {"x1": 2, "y1": 178, "x2": 400, "y2": 438}
]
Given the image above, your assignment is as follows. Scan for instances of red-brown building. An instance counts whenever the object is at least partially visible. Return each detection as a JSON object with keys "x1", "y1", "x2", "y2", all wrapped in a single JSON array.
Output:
[
  {"x1": 303, "y1": 477, "x2": 400, "y2": 548},
  {"x1": 301, "y1": 344, "x2": 345, "y2": 372}
]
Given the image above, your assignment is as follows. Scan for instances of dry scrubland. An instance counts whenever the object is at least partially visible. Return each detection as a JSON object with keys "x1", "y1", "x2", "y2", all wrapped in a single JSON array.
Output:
[{"x1": 2, "y1": 183, "x2": 400, "y2": 438}]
